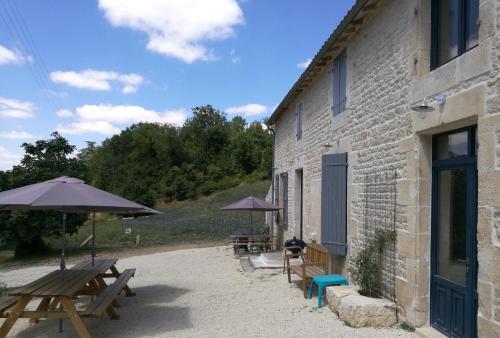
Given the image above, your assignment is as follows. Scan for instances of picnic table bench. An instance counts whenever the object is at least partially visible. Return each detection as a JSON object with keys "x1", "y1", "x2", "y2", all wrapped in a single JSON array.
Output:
[
  {"x1": 71, "y1": 258, "x2": 136, "y2": 297},
  {"x1": 81, "y1": 269, "x2": 135, "y2": 319},
  {"x1": 0, "y1": 258, "x2": 136, "y2": 338},
  {"x1": 229, "y1": 235, "x2": 274, "y2": 254},
  {"x1": 0, "y1": 297, "x2": 18, "y2": 319}
]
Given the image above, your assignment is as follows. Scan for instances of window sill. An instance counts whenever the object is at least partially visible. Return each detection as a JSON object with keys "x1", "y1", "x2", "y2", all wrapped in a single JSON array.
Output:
[
  {"x1": 330, "y1": 107, "x2": 347, "y2": 131},
  {"x1": 430, "y1": 45, "x2": 478, "y2": 71},
  {"x1": 410, "y1": 42, "x2": 490, "y2": 104}
]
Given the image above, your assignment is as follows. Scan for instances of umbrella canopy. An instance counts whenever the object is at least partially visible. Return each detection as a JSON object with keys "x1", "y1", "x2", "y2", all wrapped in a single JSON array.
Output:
[
  {"x1": 0, "y1": 176, "x2": 161, "y2": 269},
  {"x1": 0, "y1": 176, "x2": 155, "y2": 213},
  {"x1": 221, "y1": 196, "x2": 279, "y2": 234},
  {"x1": 0, "y1": 176, "x2": 161, "y2": 333},
  {"x1": 221, "y1": 196, "x2": 280, "y2": 211}
]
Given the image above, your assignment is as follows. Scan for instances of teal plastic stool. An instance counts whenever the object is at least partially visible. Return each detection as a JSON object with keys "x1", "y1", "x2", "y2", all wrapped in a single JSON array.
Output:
[{"x1": 308, "y1": 274, "x2": 348, "y2": 308}]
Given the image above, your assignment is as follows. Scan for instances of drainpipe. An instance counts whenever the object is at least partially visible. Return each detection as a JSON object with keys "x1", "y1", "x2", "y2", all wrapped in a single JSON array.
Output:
[{"x1": 269, "y1": 125, "x2": 276, "y2": 244}]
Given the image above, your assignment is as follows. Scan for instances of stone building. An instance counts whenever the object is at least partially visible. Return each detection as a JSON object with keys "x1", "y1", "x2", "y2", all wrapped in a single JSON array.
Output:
[{"x1": 267, "y1": 0, "x2": 500, "y2": 337}]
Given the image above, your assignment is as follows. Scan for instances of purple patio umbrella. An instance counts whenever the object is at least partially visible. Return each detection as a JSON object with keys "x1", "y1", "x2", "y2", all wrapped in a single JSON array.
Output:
[
  {"x1": 0, "y1": 176, "x2": 161, "y2": 269},
  {"x1": 221, "y1": 196, "x2": 280, "y2": 233},
  {"x1": 0, "y1": 176, "x2": 161, "y2": 333}
]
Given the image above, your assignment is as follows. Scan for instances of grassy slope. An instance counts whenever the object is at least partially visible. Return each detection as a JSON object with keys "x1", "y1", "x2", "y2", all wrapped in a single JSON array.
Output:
[{"x1": 0, "y1": 180, "x2": 271, "y2": 268}]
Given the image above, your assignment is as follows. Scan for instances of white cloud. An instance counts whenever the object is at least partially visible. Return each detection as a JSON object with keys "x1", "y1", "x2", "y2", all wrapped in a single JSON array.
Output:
[
  {"x1": 0, "y1": 97, "x2": 34, "y2": 118},
  {"x1": 0, "y1": 146, "x2": 22, "y2": 170},
  {"x1": 75, "y1": 104, "x2": 188, "y2": 125},
  {"x1": 56, "y1": 121, "x2": 121, "y2": 136},
  {"x1": 56, "y1": 109, "x2": 74, "y2": 118},
  {"x1": 297, "y1": 58, "x2": 312, "y2": 70},
  {"x1": 0, "y1": 44, "x2": 32, "y2": 65},
  {"x1": 42, "y1": 89, "x2": 68, "y2": 98},
  {"x1": 0, "y1": 131, "x2": 37, "y2": 140},
  {"x1": 122, "y1": 85, "x2": 135, "y2": 94},
  {"x1": 50, "y1": 69, "x2": 144, "y2": 94},
  {"x1": 98, "y1": 0, "x2": 244, "y2": 63},
  {"x1": 229, "y1": 48, "x2": 240, "y2": 64},
  {"x1": 225, "y1": 103, "x2": 269, "y2": 117},
  {"x1": 56, "y1": 104, "x2": 188, "y2": 136}
]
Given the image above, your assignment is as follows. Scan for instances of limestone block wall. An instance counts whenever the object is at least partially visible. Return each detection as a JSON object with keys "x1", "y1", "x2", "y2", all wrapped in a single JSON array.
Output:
[
  {"x1": 404, "y1": 0, "x2": 500, "y2": 334},
  {"x1": 475, "y1": 0, "x2": 500, "y2": 335},
  {"x1": 273, "y1": 0, "x2": 500, "y2": 333},
  {"x1": 274, "y1": 0, "x2": 415, "y2": 314}
]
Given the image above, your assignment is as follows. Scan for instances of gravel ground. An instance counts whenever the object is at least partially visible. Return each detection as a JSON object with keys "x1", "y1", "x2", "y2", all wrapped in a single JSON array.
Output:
[{"x1": 0, "y1": 246, "x2": 415, "y2": 338}]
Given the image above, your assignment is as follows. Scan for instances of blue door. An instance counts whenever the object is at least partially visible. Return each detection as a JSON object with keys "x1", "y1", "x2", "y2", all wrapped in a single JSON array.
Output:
[{"x1": 431, "y1": 127, "x2": 477, "y2": 338}]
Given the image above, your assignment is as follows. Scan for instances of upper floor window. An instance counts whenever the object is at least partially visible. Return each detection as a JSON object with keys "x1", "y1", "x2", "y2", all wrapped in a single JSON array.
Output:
[
  {"x1": 332, "y1": 49, "x2": 347, "y2": 116},
  {"x1": 431, "y1": 0, "x2": 479, "y2": 69},
  {"x1": 296, "y1": 103, "x2": 303, "y2": 141}
]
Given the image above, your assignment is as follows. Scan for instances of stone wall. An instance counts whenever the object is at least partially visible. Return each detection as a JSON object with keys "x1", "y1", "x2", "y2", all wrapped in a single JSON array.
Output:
[
  {"x1": 475, "y1": 0, "x2": 500, "y2": 334},
  {"x1": 273, "y1": 0, "x2": 500, "y2": 335}
]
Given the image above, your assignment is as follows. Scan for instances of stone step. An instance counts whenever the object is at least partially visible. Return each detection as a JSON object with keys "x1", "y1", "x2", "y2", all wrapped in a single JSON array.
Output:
[
  {"x1": 338, "y1": 294, "x2": 397, "y2": 328},
  {"x1": 415, "y1": 326, "x2": 448, "y2": 338},
  {"x1": 326, "y1": 285, "x2": 358, "y2": 314}
]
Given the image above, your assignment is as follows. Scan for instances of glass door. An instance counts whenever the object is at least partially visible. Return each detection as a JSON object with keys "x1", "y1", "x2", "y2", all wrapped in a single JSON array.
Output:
[{"x1": 431, "y1": 127, "x2": 477, "y2": 338}]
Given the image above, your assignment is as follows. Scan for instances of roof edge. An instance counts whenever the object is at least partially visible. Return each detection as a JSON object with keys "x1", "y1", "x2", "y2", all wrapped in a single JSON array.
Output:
[{"x1": 268, "y1": 0, "x2": 374, "y2": 124}]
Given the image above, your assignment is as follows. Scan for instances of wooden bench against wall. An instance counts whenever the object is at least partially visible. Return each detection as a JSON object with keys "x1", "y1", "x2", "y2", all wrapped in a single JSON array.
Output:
[{"x1": 286, "y1": 243, "x2": 329, "y2": 297}]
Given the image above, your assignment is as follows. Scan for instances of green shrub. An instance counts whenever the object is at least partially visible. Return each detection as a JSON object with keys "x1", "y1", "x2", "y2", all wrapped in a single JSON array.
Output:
[
  {"x1": 163, "y1": 185, "x2": 176, "y2": 200},
  {"x1": 218, "y1": 176, "x2": 241, "y2": 191},
  {"x1": 400, "y1": 322, "x2": 416, "y2": 332},
  {"x1": 243, "y1": 170, "x2": 268, "y2": 183},
  {"x1": 197, "y1": 180, "x2": 219, "y2": 196},
  {"x1": 351, "y1": 245, "x2": 381, "y2": 297},
  {"x1": 350, "y1": 229, "x2": 396, "y2": 298}
]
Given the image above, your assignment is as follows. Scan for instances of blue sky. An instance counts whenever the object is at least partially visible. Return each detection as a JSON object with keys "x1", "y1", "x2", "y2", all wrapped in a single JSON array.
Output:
[{"x1": 0, "y1": 0, "x2": 355, "y2": 170}]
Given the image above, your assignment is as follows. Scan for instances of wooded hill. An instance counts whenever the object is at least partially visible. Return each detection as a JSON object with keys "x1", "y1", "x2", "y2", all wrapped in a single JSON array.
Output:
[
  {"x1": 84, "y1": 105, "x2": 272, "y2": 206},
  {"x1": 0, "y1": 105, "x2": 272, "y2": 256}
]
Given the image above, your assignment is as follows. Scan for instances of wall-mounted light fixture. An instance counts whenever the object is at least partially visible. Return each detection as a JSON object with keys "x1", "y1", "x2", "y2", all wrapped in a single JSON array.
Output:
[
  {"x1": 411, "y1": 97, "x2": 434, "y2": 113},
  {"x1": 411, "y1": 93, "x2": 447, "y2": 118}
]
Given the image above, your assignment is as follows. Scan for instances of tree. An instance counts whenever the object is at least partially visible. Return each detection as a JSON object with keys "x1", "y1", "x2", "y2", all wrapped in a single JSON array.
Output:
[
  {"x1": 181, "y1": 105, "x2": 230, "y2": 169},
  {"x1": 84, "y1": 123, "x2": 184, "y2": 206},
  {"x1": 0, "y1": 132, "x2": 88, "y2": 257},
  {"x1": 84, "y1": 105, "x2": 272, "y2": 205}
]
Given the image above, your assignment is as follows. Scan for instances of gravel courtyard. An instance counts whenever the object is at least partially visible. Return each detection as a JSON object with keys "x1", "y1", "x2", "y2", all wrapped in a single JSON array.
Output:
[{"x1": 0, "y1": 246, "x2": 415, "y2": 337}]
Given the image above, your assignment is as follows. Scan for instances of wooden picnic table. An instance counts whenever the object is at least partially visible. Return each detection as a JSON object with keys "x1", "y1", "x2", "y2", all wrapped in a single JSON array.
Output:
[
  {"x1": 0, "y1": 259, "x2": 136, "y2": 338},
  {"x1": 0, "y1": 269, "x2": 101, "y2": 338},
  {"x1": 229, "y1": 234, "x2": 274, "y2": 254},
  {"x1": 71, "y1": 258, "x2": 136, "y2": 297}
]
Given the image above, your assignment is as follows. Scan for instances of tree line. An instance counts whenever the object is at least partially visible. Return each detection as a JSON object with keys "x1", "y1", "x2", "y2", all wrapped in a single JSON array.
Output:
[{"x1": 0, "y1": 105, "x2": 272, "y2": 256}]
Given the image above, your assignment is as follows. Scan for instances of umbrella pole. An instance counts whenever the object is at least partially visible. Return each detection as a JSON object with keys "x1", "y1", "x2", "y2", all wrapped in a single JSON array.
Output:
[
  {"x1": 60, "y1": 213, "x2": 66, "y2": 270},
  {"x1": 92, "y1": 211, "x2": 96, "y2": 266},
  {"x1": 59, "y1": 212, "x2": 67, "y2": 333},
  {"x1": 251, "y1": 210, "x2": 253, "y2": 234}
]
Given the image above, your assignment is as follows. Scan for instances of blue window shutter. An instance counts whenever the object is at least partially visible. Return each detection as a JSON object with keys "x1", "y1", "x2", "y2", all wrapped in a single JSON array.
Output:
[
  {"x1": 339, "y1": 50, "x2": 347, "y2": 112},
  {"x1": 332, "y1": 49, "x2": 346, "y2": 116},
  {"x1": 299, "y1": 104, "x2": 302, "y2": 140},
  {"x1": 275, "y1": 175, "x2": 279, "y2": 206},
  {"x1": 321, "y1": 153, "x2": 348, "y2": 256},
  {"x1": 296, "y1": 104, "x2": 303, "y2": 140},
  {"x1": 281, "y1": 173, "x2": 288, "y2": 229},
  {"x1": 332, "y1": 57, "x2": 340, "y2": 115}
]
